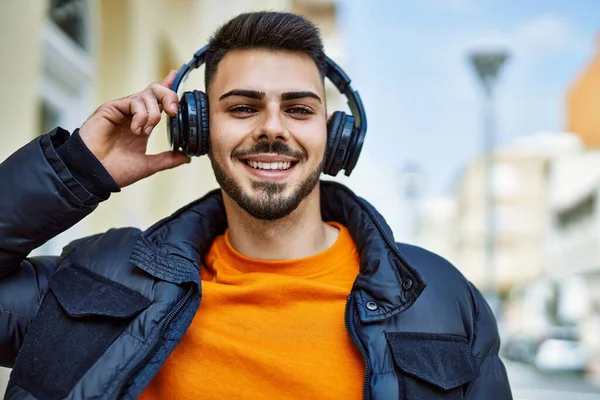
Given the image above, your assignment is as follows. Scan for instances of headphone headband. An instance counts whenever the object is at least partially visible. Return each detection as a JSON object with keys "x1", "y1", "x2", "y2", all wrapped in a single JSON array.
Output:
[{"x1": 171, "y1": 45, "x2": 367, "y2": 143}]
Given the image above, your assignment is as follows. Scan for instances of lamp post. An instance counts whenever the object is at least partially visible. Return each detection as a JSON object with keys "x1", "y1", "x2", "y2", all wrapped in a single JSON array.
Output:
[
  {"x1": 469, "y1": 50, "x2": 509, "y2": 312},
  {"x1": 399, "y1": 162, "x2": 425, "y2": 243}
]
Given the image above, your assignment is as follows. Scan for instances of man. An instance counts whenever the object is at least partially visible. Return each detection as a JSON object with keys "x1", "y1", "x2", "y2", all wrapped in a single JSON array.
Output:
[{"x1": 0, "y1": 11, "x2": 512, "y2": 400}]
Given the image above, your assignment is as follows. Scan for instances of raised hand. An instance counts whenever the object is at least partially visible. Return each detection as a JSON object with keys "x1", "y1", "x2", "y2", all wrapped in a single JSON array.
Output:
[{"x1": 78, "y1": 70, "x2": 190, "y2": 188}]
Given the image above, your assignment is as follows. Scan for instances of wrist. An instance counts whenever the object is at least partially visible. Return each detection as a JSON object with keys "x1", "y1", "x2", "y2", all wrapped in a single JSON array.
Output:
[
  {"x1": 56, "y1": 128, "x2": 120, "y2": 199},
  {"x1": 78, "y1": 123, "x2": 108, "y2": 163}
]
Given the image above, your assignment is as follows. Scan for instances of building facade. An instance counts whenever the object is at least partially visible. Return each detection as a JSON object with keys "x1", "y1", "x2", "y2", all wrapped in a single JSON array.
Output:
[
  {"x1": 544, "y1": 149, "x2": 600, "y2": 381},
  {"x1": 545, "y1": 36, "x2": 600, "y2": 381},
  {"x1": 452, "y1": 133, "x2": 578, "y2": 292}
]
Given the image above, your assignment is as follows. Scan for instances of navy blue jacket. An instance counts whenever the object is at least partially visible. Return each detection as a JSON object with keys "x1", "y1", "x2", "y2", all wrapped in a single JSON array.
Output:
[{"x1": 0, "y1": 129, "x2": 512, "y2": 399}]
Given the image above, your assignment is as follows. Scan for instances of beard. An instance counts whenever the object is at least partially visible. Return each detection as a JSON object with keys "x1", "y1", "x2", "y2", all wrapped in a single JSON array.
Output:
[{"x1": 208, "y1": 141, "x2": 323, "y2": 221}]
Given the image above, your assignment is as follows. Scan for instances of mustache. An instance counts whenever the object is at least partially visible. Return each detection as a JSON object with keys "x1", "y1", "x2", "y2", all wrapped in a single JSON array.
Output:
[{"x1": 231, "y1": 141, "x2": 307, "y2": 161}]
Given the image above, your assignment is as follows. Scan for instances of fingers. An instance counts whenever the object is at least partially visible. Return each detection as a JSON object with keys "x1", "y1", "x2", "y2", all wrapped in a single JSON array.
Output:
[
  {"x1": 129, "y1": 97, "x2": 148, "y2": 135},
  {"x1": 103, "y1": 70, "x2": 180, "y2": 137},
  {"x1": 143, "y1": 96, "x2": 162, "y2": 136},
  {"x1": 127, "y1": 71, "x2": 180, "y2": 136},
  {"x1": 150, "y1": 71, "x2": 180, "y2": 117},
  {"x1": 161, "y1": 69, "x2": 178, "y2": 90},
  {"x1": 146, "y1": 150, "x2": 192, "y2": 176}
]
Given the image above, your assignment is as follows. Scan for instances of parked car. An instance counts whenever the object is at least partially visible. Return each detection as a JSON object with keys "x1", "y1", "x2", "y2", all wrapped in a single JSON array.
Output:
[
  {"x1": 534, "y1": 336, "x2": 589, "y2": 373},
  {"x1": 502, "y1": 326, "x2": 589, "y2": 373}
]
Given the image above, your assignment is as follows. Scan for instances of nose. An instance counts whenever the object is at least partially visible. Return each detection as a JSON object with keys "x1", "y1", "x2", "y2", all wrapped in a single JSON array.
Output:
[{"x1": 252, "y1": 103, "x2": 289, "y2": 142}]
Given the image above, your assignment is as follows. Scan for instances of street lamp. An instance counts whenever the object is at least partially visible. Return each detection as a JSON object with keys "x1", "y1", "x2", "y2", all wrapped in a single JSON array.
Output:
[
  {"x1": 469, "y1": 49, "x2": 509, "y2": 312},
  {"x1": 398, "y1": 162, "x2": 425, "y2": 243}
]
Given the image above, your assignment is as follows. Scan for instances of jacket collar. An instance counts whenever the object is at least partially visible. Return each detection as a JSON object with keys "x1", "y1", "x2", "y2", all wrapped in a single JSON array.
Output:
[{"x1": 129, "y1": 181, "x2": 425, "y2": 323}]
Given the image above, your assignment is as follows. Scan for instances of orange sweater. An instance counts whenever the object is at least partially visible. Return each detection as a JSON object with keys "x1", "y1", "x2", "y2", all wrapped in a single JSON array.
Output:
[{"x1": 139, "y1": 222, "x2": 364, "y2": 399}]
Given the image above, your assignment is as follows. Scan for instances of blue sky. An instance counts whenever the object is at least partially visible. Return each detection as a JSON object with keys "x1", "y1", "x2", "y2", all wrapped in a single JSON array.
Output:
[{"x1": 334, "y1": 0, "x2": 599, "y2": 203}]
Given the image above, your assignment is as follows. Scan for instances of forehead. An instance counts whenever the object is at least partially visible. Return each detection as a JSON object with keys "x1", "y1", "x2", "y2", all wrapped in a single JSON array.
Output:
[{"x1": 209, "y1": 49, "x2": 324, "y2": 97}]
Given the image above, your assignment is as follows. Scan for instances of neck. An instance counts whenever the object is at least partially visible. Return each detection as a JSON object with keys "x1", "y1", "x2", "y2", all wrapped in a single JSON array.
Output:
[{"x1": 223, "y1": 186, "x2": 339, "y2": 260}]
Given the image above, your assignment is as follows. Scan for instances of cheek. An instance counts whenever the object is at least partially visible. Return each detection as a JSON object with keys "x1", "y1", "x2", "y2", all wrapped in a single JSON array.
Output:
[
  {"x1": 288, "y1": 115, "x2": 326, "y2": 151},
  {"x1": 208, "y1": 116, "x2": 246, "y2": 160},
  {"x1": 298, "y1": 125, "x2": 327, "y2": 160}
]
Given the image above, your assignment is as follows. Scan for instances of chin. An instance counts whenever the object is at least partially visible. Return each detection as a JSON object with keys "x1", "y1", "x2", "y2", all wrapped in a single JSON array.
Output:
[
  {"x1": 248, "y1": 179, "x2": 293, "y2": 197},
  {"x1": 213, "y1": 154, "x2": 323, "y2": 220}
]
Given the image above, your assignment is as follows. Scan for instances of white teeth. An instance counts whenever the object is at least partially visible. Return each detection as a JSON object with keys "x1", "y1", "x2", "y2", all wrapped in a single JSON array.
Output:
[{"x1": 245, "y1": 160, "x2": 292, "y2": 170}]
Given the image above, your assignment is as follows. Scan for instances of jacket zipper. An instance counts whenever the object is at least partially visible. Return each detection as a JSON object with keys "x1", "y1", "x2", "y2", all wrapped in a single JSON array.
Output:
[
  {"x1": 344, "y1": 295, "x2": 370, "y2": 400},
  {"x1": 114, "y1": 286, "x2": 195, "y2": 399}
]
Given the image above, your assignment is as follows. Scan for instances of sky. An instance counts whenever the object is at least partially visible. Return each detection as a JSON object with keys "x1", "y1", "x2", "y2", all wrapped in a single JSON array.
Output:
[{"x1": 328, "y1": 0, "x2": 600, "y2": 239}]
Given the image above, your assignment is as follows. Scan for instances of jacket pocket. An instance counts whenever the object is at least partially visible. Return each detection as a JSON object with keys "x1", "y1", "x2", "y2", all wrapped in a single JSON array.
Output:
[
  {"x1": 10, "y1": 265, "x2": 150, "y2": 400},
  {"x1": 386, "y1": 332, "x2": 480, "y2": 400}
]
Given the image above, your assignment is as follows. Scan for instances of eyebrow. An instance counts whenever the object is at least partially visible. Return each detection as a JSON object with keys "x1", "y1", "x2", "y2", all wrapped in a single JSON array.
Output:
[
  {"x1": 219, "y1": 89, "x2": 264, "y2": 101},
  {"x1": 281, "y1": 91, "x2": 322, "y2": 103},
  {"x1": 219, "y1": 89, "x2": 322, "y2": 103}
]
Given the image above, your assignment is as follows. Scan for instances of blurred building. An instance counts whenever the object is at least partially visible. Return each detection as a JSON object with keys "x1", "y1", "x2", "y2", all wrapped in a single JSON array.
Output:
[
  {"x1": 453, "y1": 132, "x2": 579, "y2": 292},
  {"x1": 0, "y1": 0, "x2": 344, "y2": 393},
  {"x1": 557, "y1": 29, "x2": 600, "y2": 284},
  {"x1": 544, "y1": 37, "x2": 600, "y2": 381},
  {"x1": 545, "y1": 148, "x2": 600, "y2": 381},
  {"x1": 566, "y1": 33, "x2": 600, "y2": 149},
  {"x1": 494, "y1": 32, "x2": 600, "y2": 382},
  {"x1": 546, "y1": 151, "x2": 600, "y2": 280}
]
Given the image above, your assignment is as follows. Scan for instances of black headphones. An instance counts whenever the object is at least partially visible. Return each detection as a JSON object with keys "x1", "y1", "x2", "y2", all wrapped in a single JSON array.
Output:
[{"x1": 167, "y1": 45, "x2": 367, "y2": 177}]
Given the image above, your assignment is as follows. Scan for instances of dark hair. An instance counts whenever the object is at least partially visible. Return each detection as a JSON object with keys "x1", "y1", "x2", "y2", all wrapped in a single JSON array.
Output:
[{"x1": 204, "y1": 11, "x2": 327, "y2": 91}]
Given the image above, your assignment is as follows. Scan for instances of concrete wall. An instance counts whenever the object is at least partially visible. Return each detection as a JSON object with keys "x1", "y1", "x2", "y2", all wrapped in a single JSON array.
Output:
[
  {"x1": 0, "y1": 0, "x2": 47, "y2": 391},
  {"x1": 0, "y1": 0, "x2": 46, "y2": 160}
]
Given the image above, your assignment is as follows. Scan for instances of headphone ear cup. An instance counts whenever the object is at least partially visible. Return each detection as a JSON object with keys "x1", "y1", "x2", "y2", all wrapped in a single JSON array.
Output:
[
  {"x1": 194, "y1": 90, "x2": 210, "y2": 156},
  {"x1": 341, "y1": 117, "x2": 366, "y2": 177},
  {"x1": 325, "y1": 111, "x2": 354, "y2": 176},
  {"x1": 169, "y1": 91, "x2": 189, "y2": 153},
  {"x1": 181, "y1": 91, "x2": 199, "y2": 156},
  {"x1": 325, "y1": 111, "x2": 345, "y2": 175},
  {"x1": 168, "y1": 109, "x2": 182, "y2": 151}
]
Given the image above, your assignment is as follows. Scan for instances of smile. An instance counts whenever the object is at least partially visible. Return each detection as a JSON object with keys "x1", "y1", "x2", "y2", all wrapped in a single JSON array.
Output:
[
  {"x1": 240, "y1": 156, "x2": 299, "y2": 180},
  {"x1": 244, "y1": 160, "x2": 293, "y2": 170}
]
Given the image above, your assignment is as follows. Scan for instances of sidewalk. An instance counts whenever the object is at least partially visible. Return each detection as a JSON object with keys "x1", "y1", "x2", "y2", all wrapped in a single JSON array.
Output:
[{"x1": 0, "y1": 367, "x2": 8, "y2": 396}]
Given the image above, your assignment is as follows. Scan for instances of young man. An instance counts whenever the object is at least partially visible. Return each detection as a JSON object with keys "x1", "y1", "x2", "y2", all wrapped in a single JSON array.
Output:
[{"x1": 0, "y1": 11, "x2": 512, "y2": 400}]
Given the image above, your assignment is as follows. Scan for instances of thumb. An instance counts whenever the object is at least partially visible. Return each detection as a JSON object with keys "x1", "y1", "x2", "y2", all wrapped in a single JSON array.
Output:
[{"x1": 146, "y1": 151, "x2": 192, "y2": 175}]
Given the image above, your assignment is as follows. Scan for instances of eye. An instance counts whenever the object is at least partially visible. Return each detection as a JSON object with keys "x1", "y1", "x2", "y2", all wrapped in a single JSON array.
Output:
[
  {"x1": 286, "y1": 106, "x2": 313, "y2": 115},
  {"x1": 229, "y1": 105, "x2": 257, "y2": 115}
]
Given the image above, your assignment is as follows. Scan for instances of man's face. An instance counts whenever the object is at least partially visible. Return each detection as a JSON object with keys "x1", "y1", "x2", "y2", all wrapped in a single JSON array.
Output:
[{"x1": 207, "y1": 49, "x2": 327, "y2": 221}]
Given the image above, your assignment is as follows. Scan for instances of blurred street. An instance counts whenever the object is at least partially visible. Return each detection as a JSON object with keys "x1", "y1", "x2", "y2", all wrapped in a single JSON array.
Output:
[{"x1": 506, "y1": 360, "x2": 600, "y2": 400}]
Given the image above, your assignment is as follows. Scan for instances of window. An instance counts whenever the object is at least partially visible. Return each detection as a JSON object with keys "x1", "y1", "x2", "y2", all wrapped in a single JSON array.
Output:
[
  {"x1": 31, "y1": 1, "x2": 94, "y2": 257},
  {"x1": 38, "y1": 100, "x2": 62, "y2": 135},
  {"x1": 492, "y1": 163, "x2": 521, "y2": 199},
  {"x1": 35, "y1": 1, "x2": 94, "y2": 135},
  {"x1": 557, "y1": 194, "x2": 596, "y2": 231},
  {"x1": 49, "y1": 0, "x2": 89, "y2": 49}
]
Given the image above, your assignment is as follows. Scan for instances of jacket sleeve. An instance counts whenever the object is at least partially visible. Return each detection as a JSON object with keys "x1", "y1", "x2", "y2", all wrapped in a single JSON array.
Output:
[
  {"x1": 464, "y1": 282, "x2": 513, "y2": 399},
  {"x1": 0, "y1": 128, "x2": 113, "y2": 367}
]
